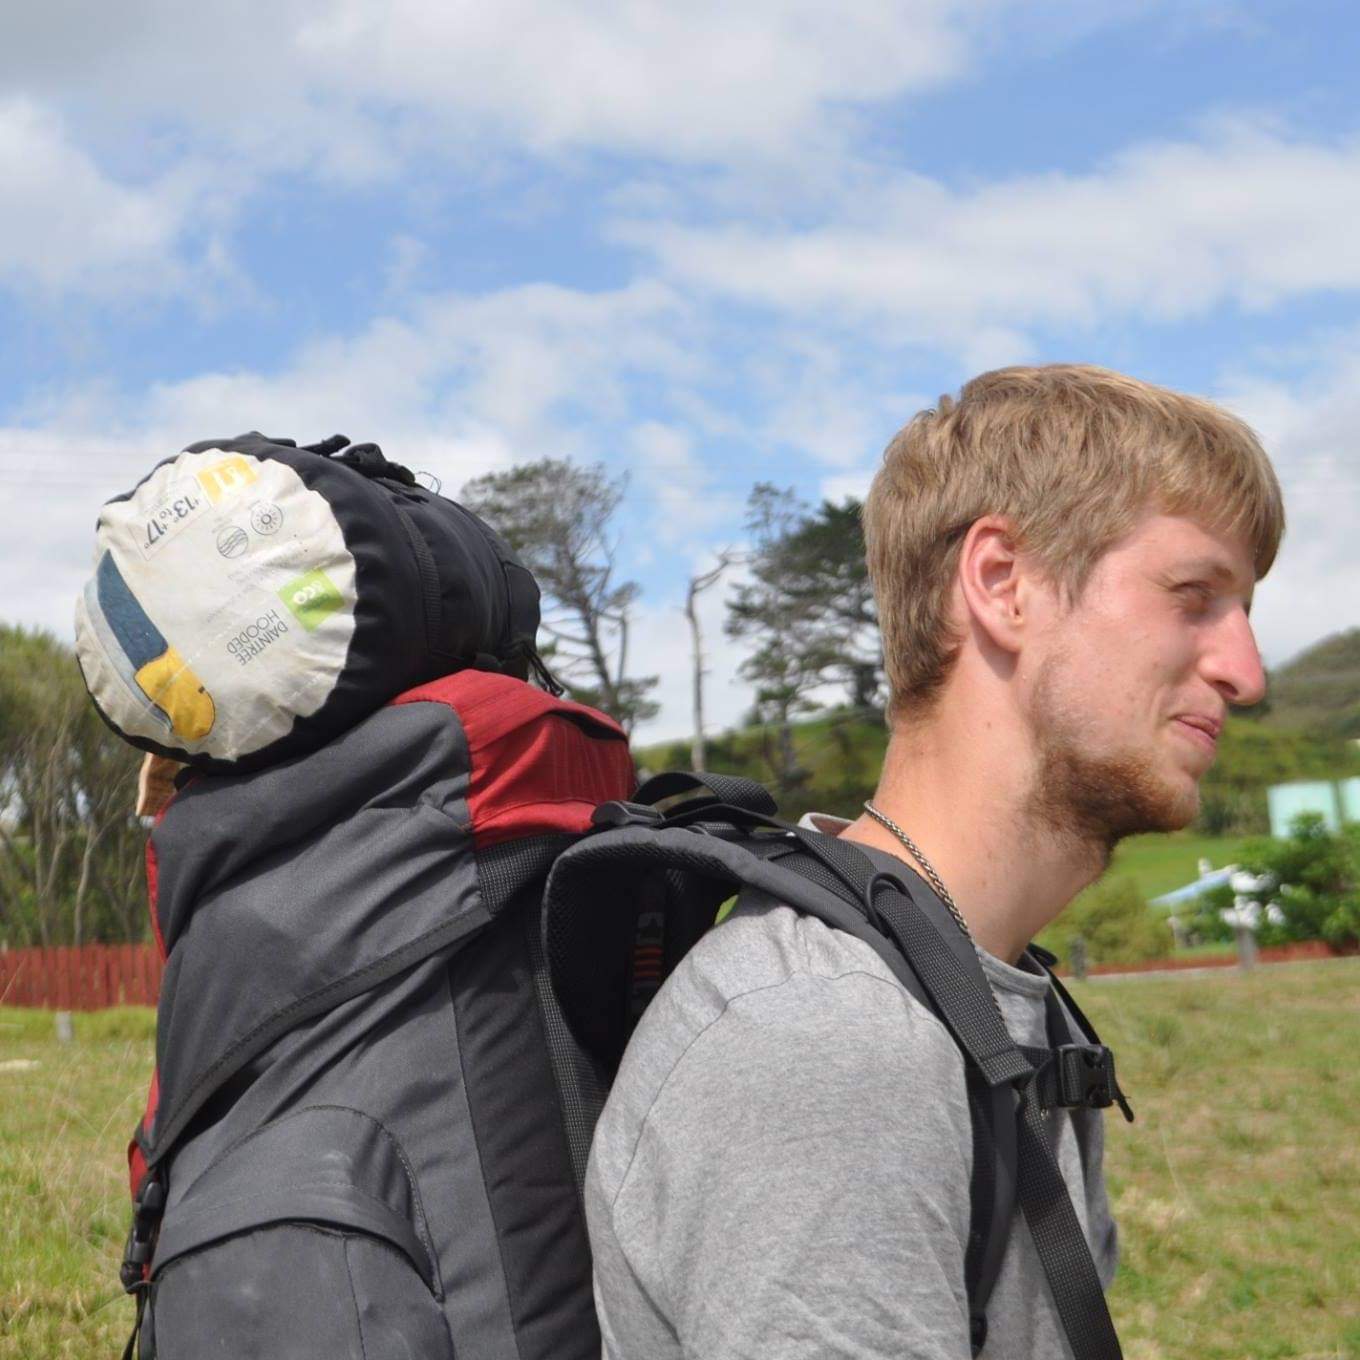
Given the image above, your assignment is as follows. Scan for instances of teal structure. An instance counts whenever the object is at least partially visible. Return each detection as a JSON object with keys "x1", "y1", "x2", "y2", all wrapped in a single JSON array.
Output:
[{"x1": 1267, "y1": 779, "x2": 1350, "y2": 838}]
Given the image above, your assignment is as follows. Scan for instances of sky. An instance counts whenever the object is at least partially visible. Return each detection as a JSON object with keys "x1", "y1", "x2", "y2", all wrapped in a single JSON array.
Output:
[{"x1": 2, "y1": 0, "x2": 1358, "y2": 744}]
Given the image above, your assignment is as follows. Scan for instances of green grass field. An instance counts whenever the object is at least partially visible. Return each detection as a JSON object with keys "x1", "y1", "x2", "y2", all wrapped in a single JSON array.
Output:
[
  {"x1": 1075, "y1": 960, "x2": 1360, "y2": 1359},
  {"x1": 2, "y1": 961, "x2": 1357, "y2": 1358},
  {"x1": 0, "y1": 1007, "x2": 154, "y2": 1359},
  {"x1": 1102, "y1": 831, "x2": 1254, "y2": 903}
]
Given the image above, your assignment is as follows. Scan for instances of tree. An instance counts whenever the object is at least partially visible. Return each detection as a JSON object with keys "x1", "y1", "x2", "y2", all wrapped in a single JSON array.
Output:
[
  {"x1": 460, "y1": 459, "x2": 658, "y2": 735},
  {"x1": 725, "y1": 486, "x2": 886, "y2": 792},
  {"x1": 725, "y1": 487, "x2": 825, "y2": 792},
  {"x1": 773, "y1": 497, "x2": 883, "y2": 717},
  {"x1": 684, "y1": 553, "x2": 736, "y2": 773},
  {"x1": 0, "y1": 625, "x2": 144, "y2": 946}
]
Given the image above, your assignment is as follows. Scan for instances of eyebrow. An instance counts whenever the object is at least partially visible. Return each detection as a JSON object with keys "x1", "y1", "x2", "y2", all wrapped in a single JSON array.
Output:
[
  {"x1": 1171, "y1": 557, "x2": 1255, "y2": 613},
  {"x1": 1175, "y1": 558, "x2": 1238, "y2": 583}
]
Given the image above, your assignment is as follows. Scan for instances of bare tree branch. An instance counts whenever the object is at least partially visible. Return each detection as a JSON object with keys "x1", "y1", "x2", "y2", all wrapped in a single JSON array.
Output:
[{"x1": 460, "y1": 459, "x2": 658, "y2": 734}]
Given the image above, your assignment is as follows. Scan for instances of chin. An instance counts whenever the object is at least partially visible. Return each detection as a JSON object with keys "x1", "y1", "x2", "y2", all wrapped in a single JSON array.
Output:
[
  {"x1": 1143, "y1": 778, "x2": 1200, "y2": 835},
  {"x1": 1032, "y1": 741, "x2": 1200, "y2": 851}
]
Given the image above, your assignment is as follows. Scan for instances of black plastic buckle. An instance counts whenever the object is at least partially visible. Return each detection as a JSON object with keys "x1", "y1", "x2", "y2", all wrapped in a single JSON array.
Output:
[
  {"x1": 120, "y1": 1174, "x2": 166, "y2": 1293},
  {"x1": 591, "y1": 800, "x2": 665, "y2": 830},
  {"x1": 1054, "y1": 1044, "x2": 1117, "y2": 1110}
]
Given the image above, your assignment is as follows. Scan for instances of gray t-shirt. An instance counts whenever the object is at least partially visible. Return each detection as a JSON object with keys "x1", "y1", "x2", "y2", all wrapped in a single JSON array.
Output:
[{"x1": 585, "y1": 828, "x2": 1118, "y2": 1360}]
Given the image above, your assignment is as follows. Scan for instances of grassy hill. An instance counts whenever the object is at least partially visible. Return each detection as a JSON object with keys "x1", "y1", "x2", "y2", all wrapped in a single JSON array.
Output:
[
  {"x1": 1258, "y1": 626, "x2": 1360, "y2": 739},
  {"x1": 638, "y1": 628, "x2": 1360, "y2": 838},
  {"x1": 1096, "y1": 830, "x2": 1253, "y2": 901},
  {"x1": 638, "y1": 709, "x2": 888, "y2": 826},
  {"x1": 638, "y1": 707, "x2": 1360, "y2": 836},
  {"x1": 1196, "y1": 715, "x2": 1360, "y2": 833}
]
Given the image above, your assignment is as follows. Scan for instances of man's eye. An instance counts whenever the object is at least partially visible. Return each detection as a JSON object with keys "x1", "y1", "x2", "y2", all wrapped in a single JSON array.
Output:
[{"x1": 1176, "y1": 582, "x2": 1213, "y2": 612}]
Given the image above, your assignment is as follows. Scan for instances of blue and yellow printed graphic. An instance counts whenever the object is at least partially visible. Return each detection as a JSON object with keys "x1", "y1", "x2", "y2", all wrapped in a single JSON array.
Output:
[{"x1": 91, "y1": 553, "x2": 215, "y2": 742}]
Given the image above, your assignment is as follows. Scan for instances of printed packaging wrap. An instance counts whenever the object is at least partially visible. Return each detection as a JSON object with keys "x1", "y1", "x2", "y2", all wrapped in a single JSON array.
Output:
[{"x1": 76, "y1": 433, "x2": 542, "y2": 771}]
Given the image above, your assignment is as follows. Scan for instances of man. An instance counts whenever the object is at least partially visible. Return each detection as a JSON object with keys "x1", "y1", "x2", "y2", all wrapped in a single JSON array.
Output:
[{"x1": 585, "y1": 365, "x2": 1283, "y2": 1358}]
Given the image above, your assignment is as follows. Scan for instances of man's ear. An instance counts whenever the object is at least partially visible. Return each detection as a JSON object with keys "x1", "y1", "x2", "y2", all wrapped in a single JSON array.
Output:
[{"x1": 956, "y1": 515, "x2": 1029, "y2": 655}]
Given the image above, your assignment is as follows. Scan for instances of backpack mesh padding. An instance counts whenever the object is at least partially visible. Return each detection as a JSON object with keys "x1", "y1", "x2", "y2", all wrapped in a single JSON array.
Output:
[
  {"x1": 476, "y1": 835, "x2": 573, "y2": 916},
  {"x1": 525, "y1": 902, "x2": 610, "y2": 1194},
  {"x1": 744, "y1": 843, "x2": 860, "y2": 908},
  {"x1": 476, "y1": 836, "x2": 610, "y2": 1193},
  {"x1": 546, "y1": 847, "x2": 736, "y2": 1072}
]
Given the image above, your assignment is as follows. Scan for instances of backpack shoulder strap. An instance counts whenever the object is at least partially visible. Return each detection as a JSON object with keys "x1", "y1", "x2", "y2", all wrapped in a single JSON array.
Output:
[
  {"x1": 545, "y1": 822, "x2": 933, "y2": 1064},
  {"x1": 847, "y1": 858, "x2": 1123, "y2": 1359},
  {"x1": 755, "y1": 829, "x2": 1018, "y2": 1354},
  {"x1": 545, "y1": 812, "x2": 1124, "y2": 1360},
  {"x1": 545, "y1": 819, "x2": 1020, "y2": 1352}
]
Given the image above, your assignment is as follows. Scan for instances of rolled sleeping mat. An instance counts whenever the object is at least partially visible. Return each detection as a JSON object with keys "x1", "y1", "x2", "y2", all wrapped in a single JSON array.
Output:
[{"x1": 75, "y1": 432, "x2": 547, "y2": 772}]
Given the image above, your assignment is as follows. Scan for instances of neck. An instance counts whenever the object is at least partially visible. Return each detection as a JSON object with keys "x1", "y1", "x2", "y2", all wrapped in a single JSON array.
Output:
[{"x1": 842, "y1": 712, "x2": 1108, "y2": 964}]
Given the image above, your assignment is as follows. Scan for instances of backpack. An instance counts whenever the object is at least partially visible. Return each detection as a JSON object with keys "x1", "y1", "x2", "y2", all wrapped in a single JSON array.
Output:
[{"x1": 119, "y1": 677, "x2": 1132, "y2": 1360}]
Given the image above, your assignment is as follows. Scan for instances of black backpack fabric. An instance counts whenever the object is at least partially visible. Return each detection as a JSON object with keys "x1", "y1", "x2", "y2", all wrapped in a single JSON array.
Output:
[
  {"x1": 121, "y1": 670, "x2": 636, "y2": 1360},
  {"x1": 121, "y1": 712, "x2": 1131, "y2": 1360}
]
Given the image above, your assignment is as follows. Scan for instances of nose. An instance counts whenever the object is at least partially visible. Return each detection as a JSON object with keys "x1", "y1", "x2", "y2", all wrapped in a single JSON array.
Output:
[{"x1": 1201, "y1": 606, "x2": 1266, "y2": 707}]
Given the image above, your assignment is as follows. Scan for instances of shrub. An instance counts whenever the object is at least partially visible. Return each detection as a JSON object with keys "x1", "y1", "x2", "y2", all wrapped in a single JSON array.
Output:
[
  {"x1": 1235, "y1": 814, "x2": 1360, "y2": 948},
  {"x1": 1181, "y1": 882, "x2": 1237, "y2": 946},
  {"x1": 1039, "y1": 877, "x2": 1173, "y2": 966}
]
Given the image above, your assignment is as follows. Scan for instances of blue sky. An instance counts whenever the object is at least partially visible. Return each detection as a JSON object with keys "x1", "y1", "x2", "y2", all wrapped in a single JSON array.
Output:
[{"x1": 2, "y1": 1, "x2": 1358, "y2": 741}]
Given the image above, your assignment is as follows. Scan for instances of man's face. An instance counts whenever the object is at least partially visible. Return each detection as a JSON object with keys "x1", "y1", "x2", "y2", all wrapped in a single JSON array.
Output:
[{"x1": 1022, "y1": 513, "x2": 1264, "y2": 851}]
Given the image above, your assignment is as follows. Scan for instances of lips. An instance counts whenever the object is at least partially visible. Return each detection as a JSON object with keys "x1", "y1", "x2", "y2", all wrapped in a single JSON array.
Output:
[{"x1": 1173, "y1": 713, "x2": 1222, "y2": 754}]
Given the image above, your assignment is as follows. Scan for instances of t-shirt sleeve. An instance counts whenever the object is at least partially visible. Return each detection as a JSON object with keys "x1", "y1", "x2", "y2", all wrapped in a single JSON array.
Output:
[{"x1": 587, "y1": 968, "x2": 978, "y2": 1360}]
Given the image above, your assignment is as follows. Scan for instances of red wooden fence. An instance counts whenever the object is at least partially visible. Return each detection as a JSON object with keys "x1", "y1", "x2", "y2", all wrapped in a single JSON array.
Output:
[
  {"x1": 1057, "y1": 939, "x2": 1354, "y2": 978},
  {"x1": 0, "y1": 944, "x2": 162, "y2": 1010},
  {"x1": 0, "y1": 937, "x2": 1350, "y2": 1009}
]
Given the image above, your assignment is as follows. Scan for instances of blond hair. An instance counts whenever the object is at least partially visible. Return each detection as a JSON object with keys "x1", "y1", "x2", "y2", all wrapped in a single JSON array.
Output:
[{"x1": 864, "y1": 364, "x2": 1285, "y2": 721}]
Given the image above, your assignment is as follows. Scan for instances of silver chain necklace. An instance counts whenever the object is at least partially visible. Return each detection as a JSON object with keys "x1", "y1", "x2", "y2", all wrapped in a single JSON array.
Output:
[{"x1": 862, "y1": 800, "x2": 973, "y2": 941}]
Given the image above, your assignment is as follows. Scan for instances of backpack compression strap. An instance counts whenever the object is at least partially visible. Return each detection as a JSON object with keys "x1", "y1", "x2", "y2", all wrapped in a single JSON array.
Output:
[{"x1": 632, "y1": 769, "x2": 778, "y2": 815}]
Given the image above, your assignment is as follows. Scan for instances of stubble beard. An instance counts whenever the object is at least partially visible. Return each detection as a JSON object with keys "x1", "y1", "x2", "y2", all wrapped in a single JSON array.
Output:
[{"x1": 1027, "y1": 664, "x2": 1200, "y2": 870}]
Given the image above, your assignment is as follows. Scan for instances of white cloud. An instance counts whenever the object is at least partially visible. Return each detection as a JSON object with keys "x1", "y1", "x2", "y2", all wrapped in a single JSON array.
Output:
[
  {"x1": 0, "y1": 277, "x2": 700, "y2": 644},
  {"x1": 4, "y1": 0, "x2": 1224, "y2": 213},
  {"x1": 819, "y1": 469, "x2": 875, "y2": 504},
  {"x1": 0, "y1": 98, "x2": 222, "y2": 299},
  {"x1": 117, "y1": 278, "x2": 695, "y2": 459},
  {"x1": 0, "y1": 427, "x2": 170, "y2": 639},
  {"x1": 0, "y1": 2, "x2": 1263, "y2": 308},
  {"x1": 382, "y1": 234, "x2": 432, "y2": 300},
  {"x1": 1213, "y1": 344, "x2": 1360, "y2": 668},
  {"x1": 620, "y1": 123, "x2": 1360, "y2": 350},
  {"x1": 2, "y1": 1, "x2": 985, "y2": 177},
  {"x1": 748, "y1": 335, "x2": 931, "y2": 468},
  {"x1": 299, "y1": 0, "x2": 978, "y2": 164},
  {"x1": 627, "y1": 420, "x2": 744, "y2": 547}
]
